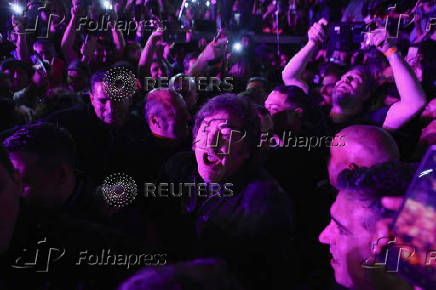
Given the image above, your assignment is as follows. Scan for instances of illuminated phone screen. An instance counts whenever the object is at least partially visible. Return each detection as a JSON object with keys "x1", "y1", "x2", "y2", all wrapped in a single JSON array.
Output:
[{"x1": 393, "y1": 145, "x2": 436, "y2": 287}]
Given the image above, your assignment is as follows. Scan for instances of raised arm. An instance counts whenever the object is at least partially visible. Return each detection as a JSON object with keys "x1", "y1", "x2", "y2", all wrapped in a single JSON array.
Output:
[
  {"x1": 138, "y1": 29, "x2": 164, "y2": 77},
  {"x1": 190, "y1": 35, "x2": 227, "y2": 77},
  {"x1": 109, "y1": 8, "x2": 126, "y2": 59},
  {"x1": 61, "y1": 5, "x2": 82, "y2": 64},
  {"x1": 282, "y1": 18, "x2": 328, "y2": 93},
  {"x1": 370, "y1": 30, "x2": 427, "y2": 130},
  {"x1": 12, "y1": 15, "x2": 31, "y2": 63}
]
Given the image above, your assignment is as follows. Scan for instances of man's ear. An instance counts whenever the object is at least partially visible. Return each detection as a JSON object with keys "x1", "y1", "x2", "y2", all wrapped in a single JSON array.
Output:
[
  {"x1": 149, "y1": 114, "x2": 161, "y2": 129},
  {"x1": 294, "y1": 107, "x2": 303, "y2": 115},
  {"x1": 54, "y1": 164, "x2": 71, "y2": 186}
]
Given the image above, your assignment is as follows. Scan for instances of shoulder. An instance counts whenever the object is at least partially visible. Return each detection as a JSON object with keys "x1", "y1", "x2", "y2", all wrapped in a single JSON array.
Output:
[
  {"x1": 240, "y1": 167, "x2": 294, "y2": 218},
  {"x1": 163, "y1": 151, "x2": 196, "y2": 181}
]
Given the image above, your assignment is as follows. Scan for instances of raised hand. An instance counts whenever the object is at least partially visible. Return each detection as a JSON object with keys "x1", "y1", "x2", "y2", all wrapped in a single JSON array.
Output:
[{"x1": 308, "y1": 18, "x2": 328, "y2": 45}]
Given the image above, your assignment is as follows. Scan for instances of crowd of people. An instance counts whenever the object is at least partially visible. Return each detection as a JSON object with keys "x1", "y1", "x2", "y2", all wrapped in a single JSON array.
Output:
[{"x1": 1, "y1": 0, "x2": 436, "y2": 289}]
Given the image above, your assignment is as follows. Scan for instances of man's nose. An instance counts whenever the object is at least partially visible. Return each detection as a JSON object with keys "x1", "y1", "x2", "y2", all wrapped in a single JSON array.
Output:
[{"x1": 319, "y1": 225, "x2": 331, "y2": 245}]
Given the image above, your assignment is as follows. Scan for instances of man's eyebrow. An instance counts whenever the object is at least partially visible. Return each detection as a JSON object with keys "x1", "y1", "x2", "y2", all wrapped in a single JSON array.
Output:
[{"x1": 332, "y1": 216, "x2": 349, "y2": 232}]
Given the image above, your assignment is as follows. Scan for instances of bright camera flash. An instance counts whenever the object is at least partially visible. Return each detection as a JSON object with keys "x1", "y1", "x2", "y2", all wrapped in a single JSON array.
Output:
[
  {"x1": 102, "y1": 0, "x2": 113, "y2": 10},
  {"x1": 232, "y1": 42, "x2": 242, "y2": 52},
  {"x1": 9, "y1": 3, "x2": 24, "y2": 15}
]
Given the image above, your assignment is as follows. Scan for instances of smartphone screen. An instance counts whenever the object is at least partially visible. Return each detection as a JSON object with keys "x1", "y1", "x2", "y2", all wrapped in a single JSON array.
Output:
[{"x1": 392, "y1": 145, "x2": 436, "y2": 287}]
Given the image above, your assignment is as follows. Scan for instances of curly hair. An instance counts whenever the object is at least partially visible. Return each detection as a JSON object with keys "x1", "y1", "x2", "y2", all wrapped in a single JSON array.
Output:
[{"x1": 336, "y1": 161, "x2": 417, "y2": 230}]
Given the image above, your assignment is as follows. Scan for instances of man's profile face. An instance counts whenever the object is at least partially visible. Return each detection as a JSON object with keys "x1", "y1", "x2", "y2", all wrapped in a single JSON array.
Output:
[
  {"x1": 319, "y1": 191, "x2": 374, "y2": 288},
  {"x1": 265, "y1": 90, "x2": 293, "y2": 116},
  {"x1": 163, "y1": 95, "x2": 192, "y2": 140},
  {"x1": 9, "y1": 151, "x2": 57, "y2": 204},
  {"x1": 265, "y1": 90, "x2": 301, "y2": 132},
  {"x1": 194, "y1": 110, "x2": 249, "y2": 183},
  {"x1": 0, "y1": 164, "x2": 21, "y2": 254},
  {"x1": 90, "y1": 82, "x2": 130, "y2": 127}
]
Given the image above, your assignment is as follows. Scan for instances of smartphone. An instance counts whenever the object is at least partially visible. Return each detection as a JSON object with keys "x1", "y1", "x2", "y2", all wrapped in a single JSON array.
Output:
[
  {"x1": 391, "y1": 145, "x2": 436, "y2": 288},
  {"x1": 163, "y1": 31, "x2": 186, "y2": 43}
]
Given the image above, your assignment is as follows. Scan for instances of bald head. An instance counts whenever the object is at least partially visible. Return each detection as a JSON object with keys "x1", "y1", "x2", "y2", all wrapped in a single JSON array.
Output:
[
  {"x1": 145, "y1": 88, "x2": 191, "y2": 140},
  {"x1": 328, "y1": 125, "x2": 399, "y2": 186}
]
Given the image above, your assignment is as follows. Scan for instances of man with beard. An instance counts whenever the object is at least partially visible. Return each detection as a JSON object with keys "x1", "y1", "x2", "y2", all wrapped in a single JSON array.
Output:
[{"x1": 282, "y1": 19, "x2": 427, "y2": 132}]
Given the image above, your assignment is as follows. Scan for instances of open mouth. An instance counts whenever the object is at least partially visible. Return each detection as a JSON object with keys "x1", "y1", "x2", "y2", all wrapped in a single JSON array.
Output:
[
  {"x1": 203, "y1": 153, "x2": 221, "y2": 166},
  {"x1": 330, "y1": 253, "x2": 339, "y2": 265}
]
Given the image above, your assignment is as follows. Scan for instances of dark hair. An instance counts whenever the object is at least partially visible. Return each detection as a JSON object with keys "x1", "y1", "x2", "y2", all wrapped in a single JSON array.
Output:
[
  {"x1": 151, "y1": 59, "x2": 170, "y2": 76},
  {"x1": 90, "y1": 70, "x2": 107, "y2": 92},
  {"x1": 320, "y1": 63, "x2": 345, "y2": 79},
  {"x1": 238, "y1": 88, "x2": 266, "y2": 106},
  {"x1": 1, "y1": 59, "x2": 33, "y2": 79},
  {"x1": 3, "y1": 122, "x2": 77, "y2": 170},
  {"x1": 0, "y1": 144, "x2": 14, "y2": 177},
  {"x1": 183, "y1": 52, "x2": 199, "y2": 72},
  {"x1": 272, "y1": 85, "x2": 327, "y2": 134},
  {"x1": 33, "y1": 39, "x2": 53, "y2": 49},
  {"x1": 67, "y1": 60, "x2": 91, "y2": 76},
  {"x1": 272, "y1": 85, "x2": 313, "y2": 108},
  {"x1": 193, "y1": 94, "x2": 260, "y2": 155},
  {"x1": 336, "y1": 161, "x2": 417, "y2": 230}
]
